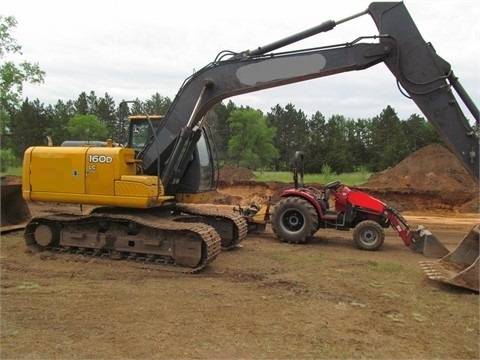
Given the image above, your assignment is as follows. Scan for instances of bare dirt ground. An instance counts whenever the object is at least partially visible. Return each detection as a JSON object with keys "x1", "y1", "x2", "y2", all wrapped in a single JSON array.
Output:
[{"x1": 1, "y1": 144, "x2": 479, "y2": 359}]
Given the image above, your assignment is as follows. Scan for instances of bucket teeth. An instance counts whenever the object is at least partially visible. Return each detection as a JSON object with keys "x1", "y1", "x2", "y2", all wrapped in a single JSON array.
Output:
[
  {"x1": 420, "y1": 260, "x2": 479, "y2": 292},
  {"x1": 419, "y1": 261, "x2": 451, "y2": 281}
]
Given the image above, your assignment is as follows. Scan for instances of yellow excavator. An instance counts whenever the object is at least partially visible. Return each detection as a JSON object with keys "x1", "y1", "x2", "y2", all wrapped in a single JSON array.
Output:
[{"x1": 12, "y1": 2, "x2": 480, "y2": 288}]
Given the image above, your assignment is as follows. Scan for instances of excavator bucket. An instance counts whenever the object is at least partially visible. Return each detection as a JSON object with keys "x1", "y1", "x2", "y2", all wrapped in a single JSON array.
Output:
[
  {"x1": 0, "y1": 183, "x2": 31, "y2": 233},
  {"x1": 411, "y1": 226, "x2": 450, "y2": 258},
  {"x1": 419, "y1": 224, "x2": 480, "y2": 292}
]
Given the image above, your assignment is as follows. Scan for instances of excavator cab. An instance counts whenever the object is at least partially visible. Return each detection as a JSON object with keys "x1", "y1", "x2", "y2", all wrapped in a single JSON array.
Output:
[
  {"x1": 127, "y1": 115, "x2": 163, "y2": 153},
  {"x1": 127, "y1": 114, "x2": 218, "y2": 201}
]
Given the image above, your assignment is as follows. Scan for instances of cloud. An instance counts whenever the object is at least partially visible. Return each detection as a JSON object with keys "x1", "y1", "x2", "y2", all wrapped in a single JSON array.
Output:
[{"x1": 3, "y1": 0, "x2": 479, "y2": 122}]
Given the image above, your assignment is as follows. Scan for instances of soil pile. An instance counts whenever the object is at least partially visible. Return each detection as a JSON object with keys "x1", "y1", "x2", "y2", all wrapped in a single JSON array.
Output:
[
  {"x1": 362, "y1": 143, "x2": 476, "y2": 191},
  {"x1": 1, "y1": 175, "x2": 21, "y2": 185},
  {"x1": 360, "y1": 143, "x2": 478, "y2": 212},
  {"x1": 218, "y1": 166, "x2": 255, "y2": 182}
]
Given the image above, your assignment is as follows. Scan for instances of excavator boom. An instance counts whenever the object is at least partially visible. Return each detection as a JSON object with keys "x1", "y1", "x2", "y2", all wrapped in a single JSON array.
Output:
[
  {"x1": 139, "y1": 2, "x2": 478, "y2": 194},
  {"x1": 368, "y1": 2, "x2": 479, "y2": 181}
]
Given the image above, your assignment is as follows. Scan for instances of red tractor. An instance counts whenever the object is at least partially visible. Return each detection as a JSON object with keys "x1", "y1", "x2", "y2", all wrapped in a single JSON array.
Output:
[{"x1": 238, "y1": 151, "x2": 448, "y2": 257}]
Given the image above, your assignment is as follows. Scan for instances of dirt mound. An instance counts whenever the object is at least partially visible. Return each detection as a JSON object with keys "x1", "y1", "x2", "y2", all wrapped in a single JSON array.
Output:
[
  {"x1": 212, "y1": 181, "x2": 290, "y2": 207},
  {"x1": 218, "y1": 167, "x2": 255, "y2": 182},
  {"x1": 361, "y1": 143, "x2": 478, "y2": 212},
  {"x1": 1, "y1": 175, "x2": 22, "y2": 185},
  {"x1": 363, "y1": 143, "x2": 476, "y2": 191}
]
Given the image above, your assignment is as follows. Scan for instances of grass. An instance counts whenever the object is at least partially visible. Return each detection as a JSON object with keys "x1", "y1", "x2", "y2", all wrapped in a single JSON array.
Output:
[
  {"x1": 1, "y1": 166, "x2": 22, "y2": 177},
  {"x1": 17, "y1": 282, "x2": 40, "y2": 290},
  {"x1": 365, "y1": 261, "x2": 404, "y2": 273},
  {"x1": 252, "y1": 171, "x2": 372, "y2": 185},
  {"x1": 2, "y1": 167, "x2": 372, "y2": 186}
]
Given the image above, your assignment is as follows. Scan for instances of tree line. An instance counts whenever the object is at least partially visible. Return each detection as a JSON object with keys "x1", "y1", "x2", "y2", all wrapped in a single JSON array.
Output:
[{"x1": 1, "y1": 90, "x2": 444, "y2": 173}]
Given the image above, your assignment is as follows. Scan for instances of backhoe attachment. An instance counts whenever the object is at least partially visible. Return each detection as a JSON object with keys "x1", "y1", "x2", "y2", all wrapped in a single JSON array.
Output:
[
  {"x1": 420, "y1": 224, "x2": 479, "y2": 292},
  {"x1": 383, "y1": 207, "x2": 449, "y2": 257},
  {"x1": 1, "y1": 182, "x2": 31, "y2": 233}
]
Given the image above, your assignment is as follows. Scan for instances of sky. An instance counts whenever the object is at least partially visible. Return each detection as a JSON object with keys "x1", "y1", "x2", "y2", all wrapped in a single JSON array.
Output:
[{"x1": 3, "y1": 0, "x2": 479, "y2": 121}]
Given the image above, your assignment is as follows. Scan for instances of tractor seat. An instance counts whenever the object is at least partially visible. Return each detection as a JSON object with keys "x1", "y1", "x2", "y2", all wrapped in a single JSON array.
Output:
[{"x1": 323, "y1": 210, "x2": 338, "y2": 221}]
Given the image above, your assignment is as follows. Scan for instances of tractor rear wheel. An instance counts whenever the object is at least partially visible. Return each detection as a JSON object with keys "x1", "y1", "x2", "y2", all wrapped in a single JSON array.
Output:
[
  {"x1": 353, "y1": 220, "x2": 384, "y2": 251},
  {"x1": 272, "y1": 197, "x2": 318, "y2": 244}
]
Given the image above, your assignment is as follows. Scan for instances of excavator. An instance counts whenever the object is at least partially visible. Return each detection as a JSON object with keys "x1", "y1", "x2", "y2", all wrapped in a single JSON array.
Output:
[{"x1": 19, "y1": 2, "x2": 478, "y2": 287}]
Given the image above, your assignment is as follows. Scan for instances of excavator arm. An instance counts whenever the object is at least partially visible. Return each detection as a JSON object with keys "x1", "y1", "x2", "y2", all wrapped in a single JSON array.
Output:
[
  {"x1": 139, "y1": 1, "x2": 478, "y2": 197},
  {"x1": 141, "y1": 41, "x2": 391, "y2": 192},
  {"x1": 368, "y1": 2, "x2": 479, "y2": 179}
]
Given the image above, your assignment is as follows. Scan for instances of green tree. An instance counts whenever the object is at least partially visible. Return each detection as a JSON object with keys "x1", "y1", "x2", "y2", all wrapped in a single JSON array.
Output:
[
  {"x1": 345, "y1": 117, "x2": 372, "y2": 172},
  {"x1": 0, "y1": 148, "x2": 18, "y2": 172},
  {"x1": 209, "y1": 100, "x2": 234, "y2": 162},
  {"x1": 227, "y1": 108, "x2": 279, "y2": 169},
  {"x1": 73, "y1": 92, "x2": 89, "y2": 115},
  {"x1": 73, "y1": 91, "x2": 99, "y2": 115},
  {"x1": 368, "y1": 106, "x2": 408, "y2": 171},
  {"x1": 304, "y1": 111, "x2": 328, "y2": 173},
  {"x1": 402, "y1": 113, "x2": 444, "y2": 152},
  {"x1": 45, "y1": 100, "x2": 75, "y2": 145},
  {"x1": 67, "y1": 114, "x2": 108, "y2": 141},
  {"x1": 266, "y1": 103, "x2": 308, "y2": 170},
  {"x1": 144, "y1": 93, "x2": 171, "y2": 114},
  {"x1": 322, "y1": 115, "x2": 354, "y2": 173},
  {"x1": 0, "y1": 15, "x2": 45, "y2": 136},
  {"x1": 96, "y1": 93, "x2": 117, "y2": 138},
  {"x1": 9, "y1": 99, "x2": 50, "y2": 157}
]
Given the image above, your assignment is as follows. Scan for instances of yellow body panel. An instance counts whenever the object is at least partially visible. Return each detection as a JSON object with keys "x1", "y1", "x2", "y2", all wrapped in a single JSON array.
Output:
[
  {"x1": 252, "y1": 205, "x2": 270, "y2": 223},
  {"x1": 22, "y1": 146, "x2": 174, "y2": 208},
  {"x1": 25, "y1": 146, "x2": 88, "y2": 194}
]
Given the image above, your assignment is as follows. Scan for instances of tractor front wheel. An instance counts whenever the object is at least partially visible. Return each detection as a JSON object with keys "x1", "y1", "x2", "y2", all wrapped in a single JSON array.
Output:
[
  {"x1": 272, "y1": 197, "x2": 318, "y2": 244},
  {"x1": 353, "y1": 220, "x2": 385, "y2": 251}
]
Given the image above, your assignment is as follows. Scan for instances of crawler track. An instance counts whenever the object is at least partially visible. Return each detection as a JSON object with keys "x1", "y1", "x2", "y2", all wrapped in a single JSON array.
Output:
[
  {"x1": 174, "y1": 203, "x2": 249, "y2": 250},
  {"x1": 24, "y1": 211, "x2": 222, "y2": 273}
]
